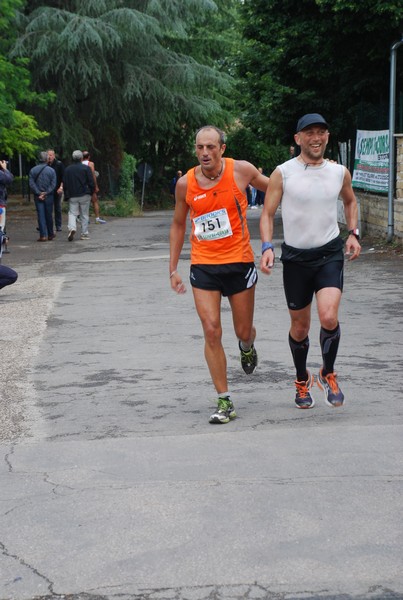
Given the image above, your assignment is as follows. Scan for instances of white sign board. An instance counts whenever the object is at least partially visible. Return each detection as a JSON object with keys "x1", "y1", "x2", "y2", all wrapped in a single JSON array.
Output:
[{"x1": 352, "y1": 130, "x2": 389, "y2": 193}]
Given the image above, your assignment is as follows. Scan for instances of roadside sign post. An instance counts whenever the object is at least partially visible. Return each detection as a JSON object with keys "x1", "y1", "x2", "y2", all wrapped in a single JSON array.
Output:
[{"x1": 137, "y1": 162, "x2": 153, "y2": 211}]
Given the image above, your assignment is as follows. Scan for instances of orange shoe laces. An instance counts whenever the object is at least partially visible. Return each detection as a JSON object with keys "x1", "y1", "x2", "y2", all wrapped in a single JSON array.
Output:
[
  {"x1": 324, "y1": 372, "x2": 339, "y2": 393},
  {"x1": 295, "y1": 379, "x2": 310, "y2": 398}
]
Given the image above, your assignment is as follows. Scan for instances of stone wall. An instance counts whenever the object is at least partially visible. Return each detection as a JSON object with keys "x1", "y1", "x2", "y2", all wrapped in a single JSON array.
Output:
[{"x1": 354, "y1": 134, "x2": 403, "y2": 243}]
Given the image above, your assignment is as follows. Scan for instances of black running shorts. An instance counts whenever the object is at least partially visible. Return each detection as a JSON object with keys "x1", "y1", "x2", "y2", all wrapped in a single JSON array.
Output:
[
  {"x1": 190, "y1": 262, "x2": 257, "y2": 297},
  {"x1": 283, "y1": 260, "x2": 344, "y2": 311}
]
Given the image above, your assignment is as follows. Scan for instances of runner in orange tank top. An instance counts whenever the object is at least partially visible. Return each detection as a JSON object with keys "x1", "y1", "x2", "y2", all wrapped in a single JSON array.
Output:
[{"x1": 169, "y1": 126, "x2": 269, "y2": 424}]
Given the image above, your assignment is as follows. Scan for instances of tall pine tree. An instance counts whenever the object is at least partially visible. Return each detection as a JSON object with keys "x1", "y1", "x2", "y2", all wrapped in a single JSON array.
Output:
[{"x1": 12, "y1": 0, "x2": 233, "y2": 169}]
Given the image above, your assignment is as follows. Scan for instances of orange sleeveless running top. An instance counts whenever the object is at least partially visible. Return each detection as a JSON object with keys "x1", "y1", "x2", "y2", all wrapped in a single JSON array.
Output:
[{"x1": 185, "y1": 158, "x2": 254, "y2": 265}]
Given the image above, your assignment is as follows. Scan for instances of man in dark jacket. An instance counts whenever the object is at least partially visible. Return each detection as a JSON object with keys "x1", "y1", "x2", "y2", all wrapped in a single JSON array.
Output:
[
  {"x1": 0, "y1": 159, "x2": 13, "y2": 252},
  {"x1": 47, "y1": 149, "x2": 65, "y2": 232},
  {"x1": 63, "y1": 150, "x2": 95, "y2": 241},
  {"x1": 29, "y1": 152, "x2": 57, "y2": 241},
  {"x1": 0, "y1": 159, "x2": 13, "y2": 230},
  {"x1": 169, "y1": 170, "x2": 182, "y2": 199}
]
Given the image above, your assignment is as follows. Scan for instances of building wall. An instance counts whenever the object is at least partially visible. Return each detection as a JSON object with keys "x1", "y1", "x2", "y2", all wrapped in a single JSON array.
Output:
[{"x1": 354, "y1": 134, "x2": 403, "y2": 243}]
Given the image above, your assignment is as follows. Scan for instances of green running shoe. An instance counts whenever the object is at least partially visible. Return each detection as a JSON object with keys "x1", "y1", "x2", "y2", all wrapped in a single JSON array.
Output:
[
  {"x1": 239, "y1": 341, "x2": 258, "y2": 374},
  {"x1": 209, "y1": 397, "x2": 237, "y2": 424}
]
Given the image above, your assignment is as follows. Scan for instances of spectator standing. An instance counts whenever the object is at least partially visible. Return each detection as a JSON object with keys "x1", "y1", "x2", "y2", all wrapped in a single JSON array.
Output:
[
  {"x1": 169, "y1": 170, "x2": 183, "y2": 199},
  {"x1": 249, "y1": 184, "x2": 258, "y2": 209},
  {"x1": 29, "y1": 152, "x2": 57, "y2": 242},
  {"x1": 246, "y1": 184, "x2": 252, "y2": 207},
  {"x1": 47, "y1": 149, "x2": 65, "y2": 232},
  {"x1": 255, "y1": 167, "x2": 266, "y2": 206},
  {"x1": 63, "y1": 150, "x2": 95, "y2": 241},
  {"x1": 290, "y1": 144, "x2": 300, "y2": 158},
  {"x1": 82, "y1": 151, "x2": 106, "y2": 224},
  {"x1": 0, "y1": 159, "x2": 13, "y2": 250}
]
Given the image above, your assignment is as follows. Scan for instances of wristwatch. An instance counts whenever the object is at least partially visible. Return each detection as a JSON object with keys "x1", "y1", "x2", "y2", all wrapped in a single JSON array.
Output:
[{"x1": 348, "y1": 228, "x2": 360, "y2": 240}]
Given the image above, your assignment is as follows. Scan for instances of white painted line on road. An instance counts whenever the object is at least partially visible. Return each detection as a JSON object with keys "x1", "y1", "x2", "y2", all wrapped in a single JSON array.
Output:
[{"x1": 82, "y1": 255, "x2": 170, "y2": 263}]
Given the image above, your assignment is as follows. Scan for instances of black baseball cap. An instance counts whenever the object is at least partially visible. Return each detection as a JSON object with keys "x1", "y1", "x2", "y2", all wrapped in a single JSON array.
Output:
[{"x1": 296, "y1": 113, "x2": 329, "y2": 133}]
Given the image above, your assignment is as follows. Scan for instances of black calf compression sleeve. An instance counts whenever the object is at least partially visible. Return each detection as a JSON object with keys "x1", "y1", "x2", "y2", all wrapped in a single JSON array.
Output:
[
  {"x1": 320, "y1": 324, "x2": 341, "y2": 375},
  {"x1": 289, "y1": 334, "x2": 309, "y2": 381}
]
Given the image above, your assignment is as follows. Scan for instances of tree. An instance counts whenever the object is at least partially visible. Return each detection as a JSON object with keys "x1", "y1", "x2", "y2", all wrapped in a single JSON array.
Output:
[
  {"x1": 12, "y1": 0, "x2": 233, "y2": 171},
  {"x1": 0, "y1": 0, "x2": 50, "y2": 157},
  {"x1": 238, "y1": 0, "x2": 403, "y2": 150},
  {"x1": 131, "y1": 0, "x2": 243, "y2": 179}
]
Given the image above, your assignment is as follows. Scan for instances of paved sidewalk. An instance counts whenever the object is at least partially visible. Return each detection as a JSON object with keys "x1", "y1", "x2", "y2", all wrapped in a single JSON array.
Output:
[{"x1": 0, "y1": 206, "x2": 402, "y2": 600}]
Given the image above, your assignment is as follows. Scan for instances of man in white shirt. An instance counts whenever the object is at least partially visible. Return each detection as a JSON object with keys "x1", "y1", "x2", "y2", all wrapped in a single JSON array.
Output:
[{"x1": 260, "y1": 113, "x2": 361, "y2": 409}]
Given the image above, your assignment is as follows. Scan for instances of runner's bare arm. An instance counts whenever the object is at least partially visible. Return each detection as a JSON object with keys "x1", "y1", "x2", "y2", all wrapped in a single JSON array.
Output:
[
  {"x1": 234, "y1": 160, "x2": 270, "y2": 193},
  {"x1": 259, "y1": 168, "x2": 283, "y2": 274},
  {"x1": 169, "y1": 175, "x2": 189, "y2": 293},
  {"x1": 340, "y1": 168, "x2": 361, "y2": 261}
]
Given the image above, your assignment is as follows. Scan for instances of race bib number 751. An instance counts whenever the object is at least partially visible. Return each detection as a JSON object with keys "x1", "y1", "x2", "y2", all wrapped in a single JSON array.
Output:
[{"x1": 193, "y1": 208, "x2": 233, "y2": 241}]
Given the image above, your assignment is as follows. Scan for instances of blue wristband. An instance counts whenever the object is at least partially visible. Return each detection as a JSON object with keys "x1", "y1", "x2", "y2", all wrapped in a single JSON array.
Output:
[{"x1": 261, "y1": 242, "x2": 274, "y2": 254}]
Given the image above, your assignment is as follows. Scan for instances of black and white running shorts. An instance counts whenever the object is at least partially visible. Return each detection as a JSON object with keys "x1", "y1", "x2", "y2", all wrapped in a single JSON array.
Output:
[{"x1": 190, "y1": 262, "x2": 257, "y2": 297}]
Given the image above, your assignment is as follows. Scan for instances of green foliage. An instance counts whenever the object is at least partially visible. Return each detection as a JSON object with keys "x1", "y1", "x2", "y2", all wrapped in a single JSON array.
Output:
[
  {"x1": 115, "y1": 152, "x2": 139, "y2": 216},
  {"x1": 134, "y1": 0, "x2": 243, "y2": 201},
  {"x1": 0, "y1": 0, "x2": 51, "y2": 157},
  {"x1": 118, "y1": 152, "x2": 136, "y2": 202},
  {"x1": 6, "y1": 0, "x2": 402, "y2": 182},
  {"x1": 0, "y1": 0, "x2": 24, "y2": 31},
  {"x1": 225, "y1": 126, "x2": 289, "y2": 174},
  {"x1": 238, "y1": 0, "x2": 403, "y2": 145},
  {"x1": 12, "y1": 0, "x2": 233, "y2": 161},
  {"x1": 0, "y1": 109, "x2": 49, "y2": 156}
]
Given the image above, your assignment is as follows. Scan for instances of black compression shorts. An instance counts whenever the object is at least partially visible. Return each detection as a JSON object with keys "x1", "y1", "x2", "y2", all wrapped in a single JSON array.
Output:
[{"x1": 283, "y1": 260, "x2": 344, "y2": 310}]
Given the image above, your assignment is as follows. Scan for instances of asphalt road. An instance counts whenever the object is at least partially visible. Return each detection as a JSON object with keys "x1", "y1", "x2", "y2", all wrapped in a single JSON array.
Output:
[{"x1": 0, "y1": 202, "x2": 402, "y2": 600}]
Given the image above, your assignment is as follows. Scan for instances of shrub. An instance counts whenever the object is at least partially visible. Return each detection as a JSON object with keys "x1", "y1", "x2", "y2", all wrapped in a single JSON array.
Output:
[{"x1": 115, "y1": 153, "x2": 140, "y2": 216}]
